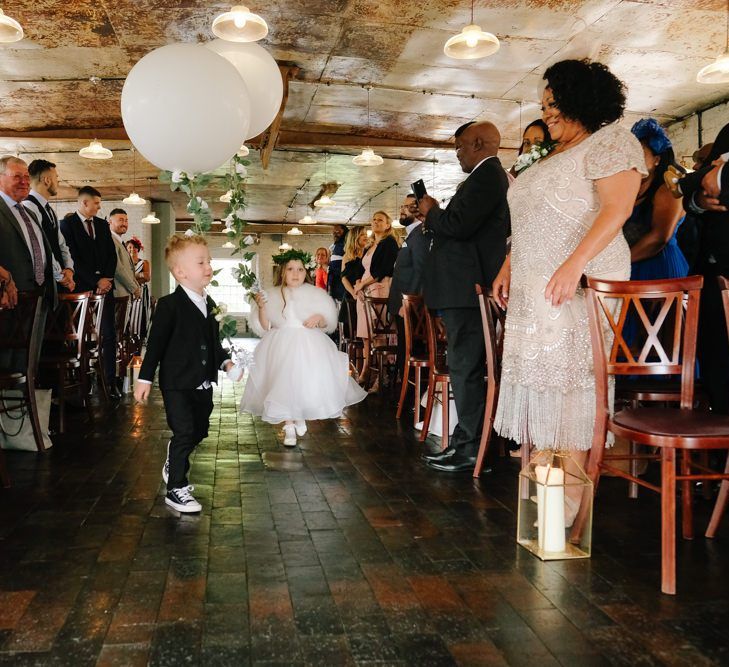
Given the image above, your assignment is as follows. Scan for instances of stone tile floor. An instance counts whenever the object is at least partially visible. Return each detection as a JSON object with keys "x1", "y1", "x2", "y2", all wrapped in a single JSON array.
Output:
[{"x1": 0, "y1": 380, "x2": 727, "y2": 666}]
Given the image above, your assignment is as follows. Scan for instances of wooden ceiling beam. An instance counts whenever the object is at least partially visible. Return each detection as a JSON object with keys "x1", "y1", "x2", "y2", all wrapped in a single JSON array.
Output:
[{"x1": 259, "y1": 66, "x2": 299, "y2": 170}]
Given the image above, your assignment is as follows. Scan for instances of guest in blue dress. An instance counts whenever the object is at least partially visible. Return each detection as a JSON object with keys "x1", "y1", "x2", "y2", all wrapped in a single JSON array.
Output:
[{"x1": 623, "y1": 118, "x2": 688, "y2": 280}]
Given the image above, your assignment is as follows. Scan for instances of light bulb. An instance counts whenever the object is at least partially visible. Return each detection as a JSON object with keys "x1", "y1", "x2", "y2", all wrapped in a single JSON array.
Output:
[
  {"x1": 233, "y1": 12, "x2": 246, "y2": 28},
  {"x1": 465, "y1": 34, "x2": 479, "y2": 48}
]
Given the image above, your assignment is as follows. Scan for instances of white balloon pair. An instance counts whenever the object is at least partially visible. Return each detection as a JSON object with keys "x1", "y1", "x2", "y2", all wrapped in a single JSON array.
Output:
[{"x1": 121, "y1": 40, "x2": 283, "y2": 175}]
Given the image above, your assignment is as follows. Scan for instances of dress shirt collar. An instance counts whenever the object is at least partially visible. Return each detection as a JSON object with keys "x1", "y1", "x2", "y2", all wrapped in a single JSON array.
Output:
[
  {"x1": 0, "y1": 190, "x2": 22, "y2": 209},
  {"x1": 180, "y1": 284, "x2": 209, "y2": 317},
  {"x1": 110, "y1": 230, "x2": 123, "y2": 244},
  {"x1": 28, "y1": 189, "x2": 49, "y2": 208},
  {"x1": 405, "y1": 220, "x2": 422, "y2": 237},
  {"x1": 77, "y1": 209, "x2": 93, "y2": 222}
]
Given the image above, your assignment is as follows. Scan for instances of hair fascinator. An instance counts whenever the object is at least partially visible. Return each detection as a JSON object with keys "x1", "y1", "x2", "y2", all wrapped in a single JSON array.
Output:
[
  {"x1": 126, "y1": 235, "x2": 144, "y2": 252},
  {"x1": 631, "y1": 118, "x2": 672, "y2": 155}
]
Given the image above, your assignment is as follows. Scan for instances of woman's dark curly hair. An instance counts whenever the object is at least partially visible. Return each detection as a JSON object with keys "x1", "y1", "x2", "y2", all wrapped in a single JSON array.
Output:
[{"x1": 543, "y1": 59, "x2": 626, "y2": 133}]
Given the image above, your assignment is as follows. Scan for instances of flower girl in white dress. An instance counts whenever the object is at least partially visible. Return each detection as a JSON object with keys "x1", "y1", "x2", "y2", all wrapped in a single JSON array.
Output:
[{"x1": 239, "y1": 250, "x2": 367, "y2": 446}]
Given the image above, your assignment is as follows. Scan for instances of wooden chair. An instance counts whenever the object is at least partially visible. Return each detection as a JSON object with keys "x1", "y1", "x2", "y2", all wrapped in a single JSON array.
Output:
[
  {"x1": 114, "y1": 296, "x2": 131, "y2": 384},
  {"x1": 578, "y1": 275, "x2": 729, "y2": 594},
  {"x1": 473, "y1": 285, "x2": 508, "y2": 478},
  {"x1": 420, "y1": 308, "x2": 451, "y2": 450},
  {"x1": 706, "y1": 275, "x2": 729, "y2": 538},
  {"x1": 84, "y1": 293, "x2": 109, "y2": 402},
  {"x1": 362, "y1": 295, "x2": 397, "y2": 392},
  {"x1": 396, "y1": 294, "x2": 430, "y2": 425},
  {"x1": 0, "y1": 292, "x2": 47, "y2": 483},
  {"x1": 339, "y1": 299, "x2": 364, "y2": 377},
  {"x1": 39, "y1": 292, "x2": 91, "y2": 434}
]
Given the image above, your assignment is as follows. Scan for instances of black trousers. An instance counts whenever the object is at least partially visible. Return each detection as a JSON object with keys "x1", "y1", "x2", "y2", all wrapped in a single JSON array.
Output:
[
  {"x1": 100, "y1": 296, "x2": 116, "y2": 383},
  {"x1": 162, "y1": 387, "x2": 214, "y2": 489},
  {"x1": 698, "y1": 265, "x2": 729, "y2": 414},
  {"x1": 440, "y1": 307, "x2": 485, "y2": 452}
]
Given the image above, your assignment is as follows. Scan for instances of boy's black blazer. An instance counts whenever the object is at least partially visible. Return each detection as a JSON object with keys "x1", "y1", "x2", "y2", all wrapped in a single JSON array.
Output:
[{"x1": 139, "y1": 286, "x2": 230, "y2": 390}]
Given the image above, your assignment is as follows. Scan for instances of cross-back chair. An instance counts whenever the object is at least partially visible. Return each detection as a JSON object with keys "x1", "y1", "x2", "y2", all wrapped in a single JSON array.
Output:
[
  {"x1": 420, "y1": 307, "x2": 451, "y2": 450},
  {"x1": 362, "y1": 295, "x2": 398, "y2": 392},
  {"x1": 473, "y1": 285, "x2": 509, "y2": 477},
  {"x1": 396, "y1": 294, "x2": 430, "y2": 425},
  {"x1": 339, "y1": 298, "x2": 364, "y2": 377},
  {"x1": 84, "y1": 293, "x2": 109, "y2": 402},
  {"x1": 577, "y1": 275, "x2": 729, "y2": 594},
  {"x1": 39, "y1": 292, "x2": 91, "y2": 434},
  {"x1": 114, "y1": 296, "x2": 131, "y2": 384}
]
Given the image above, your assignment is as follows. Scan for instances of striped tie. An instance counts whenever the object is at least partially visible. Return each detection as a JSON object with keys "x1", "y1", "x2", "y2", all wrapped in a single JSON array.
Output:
[{"x1": 15, "y1": 204, "x2": 44, "y2": 285}]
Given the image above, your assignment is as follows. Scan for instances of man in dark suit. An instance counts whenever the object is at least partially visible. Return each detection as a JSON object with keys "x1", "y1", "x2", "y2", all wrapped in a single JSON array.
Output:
[
  {"x1": 389, "y1": 193, "x2": 430, "y2": 386},
  {"x1": 0, "y1": 156, "x2": 55, "y2": 369},
  {"x1": 60, "y1": 186, "x2": 119, "y2": 396},
  {"x1": 682, "y1": 122, "x2": 729, "y2": 414},
  {"x1": 417, "y1": 121, "x2": 510, "y2": 472}
]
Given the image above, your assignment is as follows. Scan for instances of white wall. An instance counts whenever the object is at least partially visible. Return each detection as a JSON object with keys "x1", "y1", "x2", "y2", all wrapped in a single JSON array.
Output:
[{"x1": 666, "y1": 99, "x2": 728, "y2": 167}]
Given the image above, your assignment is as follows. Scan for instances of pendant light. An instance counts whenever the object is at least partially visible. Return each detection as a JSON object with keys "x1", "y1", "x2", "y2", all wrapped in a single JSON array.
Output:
[
  {"x1": 287, "y1": 226, "x2": 303, "y2": 235},
  {"x1": 79, "y1": 139, "x2": 113, "y2": 160},
  {"x1": 279, "y1": 241, "x2": 292, "y2": 251},
  {"x1": 212, "y1": 5, "x2": 268, "y2": 43},
  {"x1": 123, "y1": 148, "x2": 147, "y2": 206},
  {"x1": 353, "y1": 86, "x2": 384, "y2": 167},
  {"x1": 314, "y1": 152, "x2": 335, "y2": 207},
  {"x1": 0, "y1": 9, "x2": 23, "y2": 43},
  {"x1": 444, "y1": 0, "x2": 500, "y2": 60},
  {"x1": 141, "y1": 179, "x2": 160, "y2": 224},
  {"x1": 391, "y1": 182, "x2": 404, "y2": 228},
  {"x1": 697, "y1": 0, "x2": 729, "y2": 84},
  {"x1": 298, "y1": 182, "x2": 316, "y2": 224},
  {"x1": 222, "y1": 240, "x2": 236, "y2": 249}
]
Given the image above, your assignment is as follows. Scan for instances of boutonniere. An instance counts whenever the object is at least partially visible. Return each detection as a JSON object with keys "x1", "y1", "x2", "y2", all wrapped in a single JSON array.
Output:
[{"x1": 513, "y1": 140, "x2": 557, "y2": 174}]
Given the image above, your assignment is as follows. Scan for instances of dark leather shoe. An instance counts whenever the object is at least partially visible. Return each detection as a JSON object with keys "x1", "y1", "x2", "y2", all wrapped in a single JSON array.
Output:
[
  {"x1": 108, "y1": 387, "x2": 122, "y2": 401},
  {"x1": 421, "y1": 445, "x2": 457, "y2": 462},
  {"x1": 426, "y1": 454, "x2": 477, "y2": 473}
]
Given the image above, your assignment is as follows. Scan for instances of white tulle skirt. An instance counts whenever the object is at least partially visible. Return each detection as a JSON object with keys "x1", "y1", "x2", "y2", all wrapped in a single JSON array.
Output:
[{"x1": 239, "y1": 326, "x2": 367, "y2": 424}]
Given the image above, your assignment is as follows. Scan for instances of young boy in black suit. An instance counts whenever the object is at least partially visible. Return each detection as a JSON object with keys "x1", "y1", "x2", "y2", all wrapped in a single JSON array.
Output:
[{"x1": 134, "y1": 234, "x2": 242, "y2": 513}]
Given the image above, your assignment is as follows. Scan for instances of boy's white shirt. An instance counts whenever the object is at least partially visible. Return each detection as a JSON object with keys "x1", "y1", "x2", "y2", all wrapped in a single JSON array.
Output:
[{"x1": 249, "y1": 283, "x2": 338, "y2": 338}]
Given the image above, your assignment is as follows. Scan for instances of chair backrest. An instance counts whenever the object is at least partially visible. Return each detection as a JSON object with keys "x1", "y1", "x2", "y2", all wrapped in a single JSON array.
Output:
[
  {"x1": 43, "y1": 292, "x2": 91, "y2": 360},
  {"x1": 114, "y1": 296, "x2": 130, "y2": 338},
  {"x1": 0, "y1": 291, "x2": 45, "y2": 376},
  {"x1": 363, "y1": 295, "x2": 395, "y2": 338},
  {"x1": 341, "y1": 299, "x2": 357, "y2": 341},
  {"x1": 85, "y1": 293, "x2": 106, "y2": 350},
  {"x1": 719, "y1": 276, "x2": 729, "y2": 341},
  {"x1": 401, "y1": 294, "x2": 427, "y2": 357},
  {"x1": 423, "y1": 307, "x2": 448, "y2": 369},
  {"x1": 475, "y1": 284, "x2": 506, "y2": 391},
  {"x1": 583, "y1": 275, "x2": 703, "y2": 413}
]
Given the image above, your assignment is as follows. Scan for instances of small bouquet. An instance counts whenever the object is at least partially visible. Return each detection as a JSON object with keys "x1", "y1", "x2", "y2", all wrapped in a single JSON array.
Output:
[{"x1": 513, "y1": 139, "x2": 557, "y2": 174}]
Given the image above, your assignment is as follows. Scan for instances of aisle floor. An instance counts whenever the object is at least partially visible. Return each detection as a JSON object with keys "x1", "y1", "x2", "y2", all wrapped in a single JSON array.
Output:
[{"x1": 0, "y1": 380, "x2": 728, "y2": 666}]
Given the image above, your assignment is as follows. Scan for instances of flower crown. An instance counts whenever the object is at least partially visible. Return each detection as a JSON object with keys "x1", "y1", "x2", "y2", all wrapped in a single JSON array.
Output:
[
  {"x1": 631, "y1": 118, "x2": 672, "y2": 156},
  {"x1": 272, "y1": 248, "x2": 316, "y2": 269}
]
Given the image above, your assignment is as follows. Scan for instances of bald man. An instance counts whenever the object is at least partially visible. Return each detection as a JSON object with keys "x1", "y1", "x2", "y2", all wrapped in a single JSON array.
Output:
[{"x1": 418, "y1": 121, "x2": 510, "y2": 473}]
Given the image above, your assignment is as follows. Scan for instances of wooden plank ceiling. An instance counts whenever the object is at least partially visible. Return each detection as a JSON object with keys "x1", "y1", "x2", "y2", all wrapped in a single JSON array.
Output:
[{"x1": 0, "y1": 0, "x2": 726, "y2": 227}]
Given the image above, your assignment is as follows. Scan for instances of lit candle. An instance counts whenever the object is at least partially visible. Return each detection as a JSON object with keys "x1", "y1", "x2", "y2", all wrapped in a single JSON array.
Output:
[{"x1": 535, "y1": 464, "x2": 566, "y2": 553}]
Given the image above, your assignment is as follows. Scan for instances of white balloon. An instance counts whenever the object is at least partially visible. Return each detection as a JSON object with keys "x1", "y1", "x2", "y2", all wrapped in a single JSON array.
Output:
[
  {"x1": 205, "y1": 39, "x2": 283, "y2": 140},
  {"x1": 121, "y1": 43, "x2": 251, "y2": 174}
]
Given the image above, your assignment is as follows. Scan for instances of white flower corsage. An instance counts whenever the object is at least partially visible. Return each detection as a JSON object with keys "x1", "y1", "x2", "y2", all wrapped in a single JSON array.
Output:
[{"x1": 513, "y1": 141, "x2": 556, "y2": 174}]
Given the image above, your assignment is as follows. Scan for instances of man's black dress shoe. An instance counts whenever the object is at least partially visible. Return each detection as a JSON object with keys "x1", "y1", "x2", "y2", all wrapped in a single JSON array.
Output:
[
  {"x1": 421, "y1": 445, "x2": 457, "y2": 463},
  {"x1": 108, "y1": 387, "x2": 122, "y2": 401},
  {"x1": 426, "y1": 454, "x2": 477, "y2": 473}
]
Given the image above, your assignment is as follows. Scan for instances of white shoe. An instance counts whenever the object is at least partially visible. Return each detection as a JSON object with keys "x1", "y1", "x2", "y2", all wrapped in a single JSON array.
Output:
[
  {"x1": 294, "y1": 420, "x2": 307, "y2": 436},
  {"x1": 165, "y1": 485, "x2": 202, "y2": 513},
  {"x1": 283, "y1": 424, "x2": 297, "y2": 447}
]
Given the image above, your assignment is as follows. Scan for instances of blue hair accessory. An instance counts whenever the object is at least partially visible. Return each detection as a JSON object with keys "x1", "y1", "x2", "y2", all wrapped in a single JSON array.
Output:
[{"x1": 631, "y1": 118, "x2": 672, "y2": 155}]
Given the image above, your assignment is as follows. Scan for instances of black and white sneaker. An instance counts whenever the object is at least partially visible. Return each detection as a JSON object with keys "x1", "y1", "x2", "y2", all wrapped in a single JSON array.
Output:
[
  {"x1": 162, "y1": 440, "x2": 170, "y2": 484},
  {"x1": 165, "y1": 485, "x2": 202, "y2": 513}
]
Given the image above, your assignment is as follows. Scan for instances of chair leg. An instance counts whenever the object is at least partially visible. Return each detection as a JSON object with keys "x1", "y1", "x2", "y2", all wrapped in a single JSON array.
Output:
[
  {"x1": 58, "y1": 369, "x2": 66, "y2": 435},
  {"x1": 441, "y1": 380, "x2": 449, "y2": 451},
  {"x1": 413, "y1": 367, "x2": 422, "y2": 427},
  {"x1": 97, "y1": 363, "x2": 110, "y2": 402},
  {"x1": 661, "y1": 447, "x2": 677, "y2": 595},
  {"x1": 396, "y1": 361, "x2": 410, "y2": 419},
  {"x1": 360, "y1": 338, "x2": 371, "y2": 386},
  {"x1": 26, "y1": 385, "x2": 45, "y2": 453},
  {"x1": 680, "y1": 450, "x2": 694, "y2": 540},
  {"x1": 706, "y1": 451, "x2": 729, "y2": 538},
  {"x1": 629, "y1": 440, "x2": 639, "y2": 499},
  {"x1": 420, "y1": 374, "x2": 436, "y2": 443},
  {"x1": 0, "y1": 446, "x2": 10, "y2": 488},
  {"x1": 474, "y1": 387, "x2": 498, "y2": 478}
]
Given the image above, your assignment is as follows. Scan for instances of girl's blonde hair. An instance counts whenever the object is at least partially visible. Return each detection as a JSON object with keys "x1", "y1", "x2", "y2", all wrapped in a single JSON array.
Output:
[
  {"x1": 315, "y1": 247, "x2": 331, "y2": 261},
  {"x1": 343, "y1": 226, "x2": 369, "y2": 263},
  {"x1": 372, "y1": 210, "x2": 400, "y2": 245}
]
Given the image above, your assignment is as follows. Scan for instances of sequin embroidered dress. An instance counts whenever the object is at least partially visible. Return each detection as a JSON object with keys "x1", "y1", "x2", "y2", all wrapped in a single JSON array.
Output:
[{"x1": 494, "y1": 123, "x2": 647, "y2": 451}]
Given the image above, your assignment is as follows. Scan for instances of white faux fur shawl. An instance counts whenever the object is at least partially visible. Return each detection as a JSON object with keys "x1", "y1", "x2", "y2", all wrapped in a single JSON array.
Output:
[{"x1": 249, "y1": 283, "x2": 338, "y2": 338}]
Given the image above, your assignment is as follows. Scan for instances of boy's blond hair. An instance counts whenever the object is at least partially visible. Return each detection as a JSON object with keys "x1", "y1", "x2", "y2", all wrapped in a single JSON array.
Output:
[{"x1": 164, "y1": 234, "x2": 209, "y2": 271}]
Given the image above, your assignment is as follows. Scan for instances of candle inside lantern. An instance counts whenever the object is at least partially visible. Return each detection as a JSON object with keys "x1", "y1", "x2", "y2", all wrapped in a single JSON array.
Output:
[{"x1": 535, "y1": 464, "x2": 566, "y2": 553}]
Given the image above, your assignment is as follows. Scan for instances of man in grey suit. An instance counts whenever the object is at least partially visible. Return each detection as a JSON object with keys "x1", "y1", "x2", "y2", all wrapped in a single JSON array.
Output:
[
  {"x1": 388, "y1": 193, "x2": 430, "y2": 387},
  {"x1": 108, "y1": 209, "x2": 140, "y2": 299}
]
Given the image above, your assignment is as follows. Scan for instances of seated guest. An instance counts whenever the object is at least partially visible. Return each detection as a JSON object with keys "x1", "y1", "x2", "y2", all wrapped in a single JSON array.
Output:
[
  {"x1": 327, "y1": 224, "x2": 348, "y2": 301},
  {"x1": 25, "y1": 159, "x2": 75, "y2": 293},
  {"x1": 314, "y1": 247, "x2": 330, "y2": 290},
  {"x1": 388, "y1": 193, "x2": 430, "y2": 382},
  {"x1": 623, "y1": 118, "x2": 688, "y2": 280},
  {"x1": 60, "y1": 186, "x2": 119, "y2": 398},
  {"x1": 354, "y1": 212, "x2": 400, "y2": 391}
]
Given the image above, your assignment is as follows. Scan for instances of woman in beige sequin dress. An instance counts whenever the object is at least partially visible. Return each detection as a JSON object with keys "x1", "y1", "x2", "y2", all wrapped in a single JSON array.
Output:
[{"x1": 492, "y1": 60, "x2": 647, "y2": 519}]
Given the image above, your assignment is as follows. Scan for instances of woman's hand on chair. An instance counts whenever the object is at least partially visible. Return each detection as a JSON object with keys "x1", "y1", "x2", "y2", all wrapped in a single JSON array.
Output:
[{"x1": 492, "y1": 258, "x2": 511, "y2": 310}]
